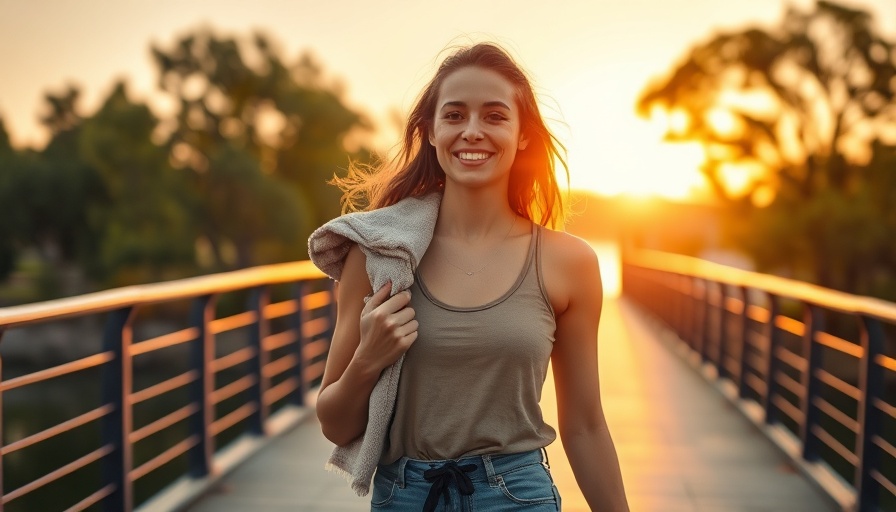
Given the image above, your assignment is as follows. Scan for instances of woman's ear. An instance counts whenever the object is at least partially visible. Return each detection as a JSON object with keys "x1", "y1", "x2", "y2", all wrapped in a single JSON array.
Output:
[{"x1": 518, "y1": 134, "x2": 529, "y2": 151}]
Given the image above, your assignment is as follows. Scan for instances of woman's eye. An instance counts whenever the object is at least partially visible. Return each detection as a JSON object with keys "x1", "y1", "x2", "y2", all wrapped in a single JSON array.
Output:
[
  {"x1": 487, "y1": 113, "x2": 508, "y2": 122},
  {"x1": 444, "y1": 112, "x2": 463, "y2": 120}
]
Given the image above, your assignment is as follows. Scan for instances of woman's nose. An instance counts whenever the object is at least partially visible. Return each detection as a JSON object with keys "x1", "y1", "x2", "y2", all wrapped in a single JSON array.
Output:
[{"x1": 461, "y1": 120, "x2": 484, "y2": 141}]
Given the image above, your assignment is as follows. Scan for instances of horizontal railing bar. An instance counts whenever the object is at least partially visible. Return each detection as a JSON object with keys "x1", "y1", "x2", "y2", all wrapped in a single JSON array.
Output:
[
  {"x1": 745, "y1": 372, "x2": 767, "y2": 394},
  {"x1": 745, "y1": 352, "x2": 766, "y2": 376},
  {"x1": 626, "y1": 252, "x2": 896, "y2": 321},
  {"x1": 129, "y1": 435, "x2": 199, "y2": 482},
  {"x1": 1, "y1": 352, "x2": 115, "y2": 392},
  {"x1": 814, "y1": 332, "x2": 862, "y2": 358},
  {"x1": 210, "y1": 311, "x2": 257, "y2": 335},
  {"x1": 2, "y1": 444, "x2": 114, "y2": 505},
  {"x1": 130, "y1": 404, "x2": 199, "y2": 444},
  {"x1": 263, "y1": 376, "x2": 299, "y2": 406},
  {"x1": 746, "y1": 304, "x2": 770, "y2": 324},
  {"x1": 303, "y1": 360, "x2": 326, "y2": 385},
  {"x1": 302, "y1": 339, "x2": 329, "y2": 361},
  {"x1": 130, "y1": 327, "x2": 199, "y2": 357},
  {"x1": 772, "y1": 394, "x2": 804, "y2": 425},
  {"x1": 874, "y1": 398, "x2": 896, "y2": 420},
  {"x1": 775, "y1": 315, "x2": 805, "y2": 337},
  {"x1": 775, "y1": 346, "x2": 807, "y2": 373},
  {"x1": 877, "y1": 354, "x2": 896, "y2": 372},
  {"x1": 302, "y1": 290, "x2": 332, "y2": 311},
  {"x1": 210, "y1": 403, "x2": 257, "y2": 437},
  {"x1": 263, "y1": 299, "x2": 299, "y2": 320},
  {"x1": 211, "y1": 375, "x2": 256, "y2": 405},
  {"x1": 812, "y1": 397, "x2": 859, "y2": 433},
  {"x1": 869, "y1": 470, "x2": 896, "y2": 500},
  {"x1": 263, "y1": 329, "x2": 297, "y2": 352},
  {"x1": 2, "y1": 404, "x2": 114, "y2": 456},
  {"x1": 302, "y1": 317, "x2": 330, "y2": 339},
  {"x1": 811, "y1": 425, "x2": 859, "y2": 467},
  {"x1": 0, "y1": 261, "x2": 325, "y2": 328},
  {"x1": 774, "y1": 371, "x2": 803, "y2": 399},
  {"x1": 724, "y1": 296, "x2": 744, "y2": 315},
  {"x1": 131, "y1": 370, "x2": 199, "y2": 405},
  {"x1": 814, "y1": 369, "x2": 861, "y2": 401},
  {"x1": 263, "y1": 354, "x2": 299, "y2": 379},
  {"x1": 873, "y1": 435, "x2": 896, "y2": 461},
  {"x1": 211, "y1": 346, "x2": 257, "y2": 374},
  {"x1": 66, "y1": 483, "x2": 115, "y2": 512}
]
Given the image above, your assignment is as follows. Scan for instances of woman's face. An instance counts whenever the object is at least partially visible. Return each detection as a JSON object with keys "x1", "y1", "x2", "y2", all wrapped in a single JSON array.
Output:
[{"x1": 429, "y1": 66, "x2": 528, "y2": 190}]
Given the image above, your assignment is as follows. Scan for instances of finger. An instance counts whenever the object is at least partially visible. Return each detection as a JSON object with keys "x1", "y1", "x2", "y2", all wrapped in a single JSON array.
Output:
[
  {"x1": 391, "y1": 307, "x2": 416, "y2": 327},
  {"x1": 378, "y1": 289, "x2": 412, "y2": 315},
  {"x1": 394, "y1": 319, "x2": 419, "y2": 338},
  {"x1": 362, "y1": 281, "x2": 392, "y2": 313}
]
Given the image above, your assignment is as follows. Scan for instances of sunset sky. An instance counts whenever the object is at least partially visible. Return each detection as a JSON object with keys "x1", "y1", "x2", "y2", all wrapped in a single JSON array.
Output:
[{"x1": 1, "y1": 0, "x2": 894, "y2": 199}]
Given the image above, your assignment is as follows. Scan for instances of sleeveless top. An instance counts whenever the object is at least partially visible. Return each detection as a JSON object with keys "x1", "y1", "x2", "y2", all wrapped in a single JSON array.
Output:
[{"x1": 381, "y1": 223, "x2": 557, "y2": 463}]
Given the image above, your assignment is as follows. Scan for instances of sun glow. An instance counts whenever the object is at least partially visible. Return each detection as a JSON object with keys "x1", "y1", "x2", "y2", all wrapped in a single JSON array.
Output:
[{"x1": 556, "y1": 95, "x2": 708, "y2": 201}]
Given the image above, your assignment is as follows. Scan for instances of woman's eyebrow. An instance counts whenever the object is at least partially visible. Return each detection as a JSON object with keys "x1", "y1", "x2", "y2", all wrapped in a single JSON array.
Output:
[{"x1": 440, "y1": 100, "x2": 511, "y2": 110}]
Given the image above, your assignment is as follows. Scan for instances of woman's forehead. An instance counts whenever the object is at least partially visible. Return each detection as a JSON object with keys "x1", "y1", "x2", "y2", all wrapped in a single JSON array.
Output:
[{"x1": 436, "y1": 67, "x2": 517, "y2": 108}]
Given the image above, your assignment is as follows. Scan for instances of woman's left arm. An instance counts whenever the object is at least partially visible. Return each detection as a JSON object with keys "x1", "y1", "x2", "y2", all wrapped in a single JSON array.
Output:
[{"x1": 549, "y1": 234, "x2": 629, "y2": 511}]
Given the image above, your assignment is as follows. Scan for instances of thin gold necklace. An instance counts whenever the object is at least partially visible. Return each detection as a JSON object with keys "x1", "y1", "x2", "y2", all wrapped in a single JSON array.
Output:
[{"x1": 440, "y1": 216, "x2": 516, "y2": 276}]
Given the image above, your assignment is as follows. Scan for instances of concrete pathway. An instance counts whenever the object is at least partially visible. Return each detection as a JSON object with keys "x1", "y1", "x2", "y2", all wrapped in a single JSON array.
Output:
[{"x1": 188, "y1": 298, "x2": 836, "y2": 512}]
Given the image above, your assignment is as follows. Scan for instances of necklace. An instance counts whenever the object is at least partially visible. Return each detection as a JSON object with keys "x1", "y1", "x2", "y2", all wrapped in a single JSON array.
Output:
[{"x1": 440, "y1": 216, "x2": 516, "y2": 276}]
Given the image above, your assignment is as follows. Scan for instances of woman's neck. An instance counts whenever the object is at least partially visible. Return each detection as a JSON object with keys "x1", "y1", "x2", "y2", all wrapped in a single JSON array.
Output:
[{"x1": 436, "y1": 184, "x2": 517, "y2": 241}]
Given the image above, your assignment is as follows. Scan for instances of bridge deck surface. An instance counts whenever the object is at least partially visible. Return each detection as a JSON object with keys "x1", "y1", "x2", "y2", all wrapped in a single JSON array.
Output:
[{"x1": 187, "y1": 298, "x2": 837, "y2": 512}]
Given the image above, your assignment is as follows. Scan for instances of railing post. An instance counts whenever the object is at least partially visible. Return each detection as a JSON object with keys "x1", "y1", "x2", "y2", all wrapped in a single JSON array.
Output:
[
  {"x1": 737, "y1": 286, "x2": 751, "y2": 399},
  {"x1": 0, "y1": 329, "x2": 5, "y2": 512},
  {"x1": 762, "y1": 293, "x2": 780, "y2": 425},
  {"x1": 101, "y1": 306, "x2": 136, "y2": 512},
  {"x1": 855, "y1": 315, "x2": 885, "y2": 512},
  {"x1": 290, "y1": 281, "x2": 309, "y2": 406},
  {"x1": 716, "y1": 283, "x2": 728, "y2": 377},
  {"x1": 697, "y1": 279, "x2": 710, "y2": 362},
  {"x1": 799, "y1": 303, "x2": 823, "y2": 461},
  {"x1": 189, "y1": 295, "x2": 216, "y2": 478},
  {"x1": 248, "y1": 286, "x2": 271, "y2": 435}
]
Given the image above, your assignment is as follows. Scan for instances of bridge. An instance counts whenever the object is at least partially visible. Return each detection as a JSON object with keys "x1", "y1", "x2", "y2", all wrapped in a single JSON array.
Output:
[{"x1": 0, "y1": 248, "x2": 894, "y2": 511}]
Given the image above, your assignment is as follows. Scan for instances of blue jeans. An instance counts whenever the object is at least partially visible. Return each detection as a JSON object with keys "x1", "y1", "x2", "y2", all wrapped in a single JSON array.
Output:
[{"x1": 371, "y1": 449, "x2": 561, "y2": 511}]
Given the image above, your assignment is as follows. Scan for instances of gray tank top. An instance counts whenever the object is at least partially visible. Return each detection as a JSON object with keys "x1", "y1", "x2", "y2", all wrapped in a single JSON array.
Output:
[{"x1": 381, "y1": 223, "x2": 557, "y2": 463}]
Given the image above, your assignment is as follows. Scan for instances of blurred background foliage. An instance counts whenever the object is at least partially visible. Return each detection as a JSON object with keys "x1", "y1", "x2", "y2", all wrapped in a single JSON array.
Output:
[
  {"x1": 2, "y1": 0, "x2": 896, "y2": 305},
  {"x1": 636, "y1": 0, "x2": 896, "y2": 300},
  {"x1": 0, "y1": 28, "x2": 372, "y2": 304}
]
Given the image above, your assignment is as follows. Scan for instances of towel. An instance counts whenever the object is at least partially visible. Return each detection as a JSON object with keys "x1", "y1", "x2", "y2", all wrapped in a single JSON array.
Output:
[{"x1": 307, "y1": 192, "x2": 441, "y2": 496}]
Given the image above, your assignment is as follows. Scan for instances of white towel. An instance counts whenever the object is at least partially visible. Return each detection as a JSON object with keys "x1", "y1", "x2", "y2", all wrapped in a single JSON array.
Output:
[{"x1": 307, "y1": 192, "x2": 441, "y2": 496}]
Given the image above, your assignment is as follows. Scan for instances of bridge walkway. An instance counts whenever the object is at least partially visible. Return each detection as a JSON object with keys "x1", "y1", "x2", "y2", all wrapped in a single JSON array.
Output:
[{"x1": 187, "y1": 298, "x2": 836, "y2": 512}]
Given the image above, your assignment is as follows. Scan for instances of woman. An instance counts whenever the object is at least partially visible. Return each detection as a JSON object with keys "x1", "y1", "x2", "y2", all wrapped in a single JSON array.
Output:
[{"x1": 316, "y1": 42, "x2": 629, "y2": 511}]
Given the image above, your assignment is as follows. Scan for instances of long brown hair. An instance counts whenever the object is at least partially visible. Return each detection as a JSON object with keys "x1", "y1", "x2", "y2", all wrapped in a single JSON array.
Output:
[{"x1": 334, "y1": 42, "x2": 569, "y2": 227}]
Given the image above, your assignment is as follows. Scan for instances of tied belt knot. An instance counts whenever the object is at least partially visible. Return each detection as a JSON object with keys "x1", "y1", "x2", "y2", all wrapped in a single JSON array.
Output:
[{"x1": 422, "y1": 460, "x2": 477, "y2": 512}]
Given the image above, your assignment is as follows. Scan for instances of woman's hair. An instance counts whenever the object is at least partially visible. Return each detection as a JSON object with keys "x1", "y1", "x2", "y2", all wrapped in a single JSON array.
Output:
[{"x1": 334, "y1": 42, "x2": 568, "y2": 227}]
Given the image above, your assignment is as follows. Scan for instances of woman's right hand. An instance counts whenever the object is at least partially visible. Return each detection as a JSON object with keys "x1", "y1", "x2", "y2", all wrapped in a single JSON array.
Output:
[{"x1": 354, "y1": 282, "x2": 418, "y2": 373}]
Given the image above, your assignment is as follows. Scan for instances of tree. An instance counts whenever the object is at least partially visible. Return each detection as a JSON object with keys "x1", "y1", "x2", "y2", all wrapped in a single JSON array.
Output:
[
  {"x1": 151, "y1": 29, "x2": 371, "y2": 269},
  {"x1": 637, "y1": 1, "x2": 896, "y2": 296}
]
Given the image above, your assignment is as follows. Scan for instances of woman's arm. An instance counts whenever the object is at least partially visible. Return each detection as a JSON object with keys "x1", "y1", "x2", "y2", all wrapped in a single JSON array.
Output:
[
  {"x1": 315, "y1": 244, "x2": 418, "y2": 446},
  {"x1": 548, "y1": 234, "x2": 629, "y2": 511}
]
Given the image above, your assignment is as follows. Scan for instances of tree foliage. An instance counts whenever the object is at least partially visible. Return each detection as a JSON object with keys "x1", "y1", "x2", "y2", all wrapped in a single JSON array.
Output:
[
  {"x1": 637, "y1": 1, "x2": 896, "y2": 297},
  {"x1": 0, "y1": 28, "x2": 372, "y2": 302}
]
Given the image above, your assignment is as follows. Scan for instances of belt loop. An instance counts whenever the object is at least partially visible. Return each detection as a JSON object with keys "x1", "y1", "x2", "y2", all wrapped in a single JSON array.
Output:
[
  {"x1": 482, "y1": 454, "x2": 499, "y2": 488},
  {"x1": 541, "y1": 447, "x2": 551, "y2": 467},
  {"x1": 397, "y1": 457, "x2": 409, "y2": 489}
]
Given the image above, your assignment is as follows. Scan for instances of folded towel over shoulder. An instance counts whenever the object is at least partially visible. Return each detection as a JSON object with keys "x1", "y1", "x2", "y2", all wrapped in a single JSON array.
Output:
[{"x1": 307, "y1": 192, "x2": 441, "y2": 496}]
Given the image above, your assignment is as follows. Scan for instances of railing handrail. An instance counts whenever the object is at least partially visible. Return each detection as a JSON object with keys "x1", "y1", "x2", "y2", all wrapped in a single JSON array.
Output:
[
  {"x1": 0, "y1": 261, "x2": 325, "y2": 328},
  {"x1": 628, "y1": 249, "x2": 896, "y2": 321}
]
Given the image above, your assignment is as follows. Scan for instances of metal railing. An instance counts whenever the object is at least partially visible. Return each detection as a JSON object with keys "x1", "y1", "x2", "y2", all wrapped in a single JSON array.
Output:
[
  {"x1": 0, "y1": 261, "x2": 335, "y2": 512},
  {"x1": 622, "y1": 250, "x2": 896, "y2": 512}
]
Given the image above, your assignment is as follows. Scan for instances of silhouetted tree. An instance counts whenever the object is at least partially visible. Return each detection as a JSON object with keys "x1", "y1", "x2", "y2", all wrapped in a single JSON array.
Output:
[
  {"x1": 638, "y1": 0, "x2": 896, "y2": 296},
  {"x1": 151, "y1": 29, "x2": 371, "y2": 269}
]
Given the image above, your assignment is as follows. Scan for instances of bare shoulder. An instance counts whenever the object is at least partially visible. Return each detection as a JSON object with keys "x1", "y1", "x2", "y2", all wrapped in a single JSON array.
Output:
[
  {"x1": 338, "y1": 244, "x2": 373, "y2": 302},
  {"x1": 541, "y1": 228, "x2": 600, "y2": 273},
  {"x1": 540, "y1": 227, "x2": 601, "y2": 315}
]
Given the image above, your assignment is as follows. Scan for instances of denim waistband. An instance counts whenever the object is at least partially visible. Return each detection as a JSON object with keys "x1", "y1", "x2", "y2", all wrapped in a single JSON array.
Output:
[{"x1": 378, "y1": 448, "x2": 549, "y2": 489}]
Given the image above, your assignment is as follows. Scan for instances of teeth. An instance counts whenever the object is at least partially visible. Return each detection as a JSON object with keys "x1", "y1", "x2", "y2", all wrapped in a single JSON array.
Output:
[{"x1": 458, "y1": 152, "x2": 490, "y2": 161}]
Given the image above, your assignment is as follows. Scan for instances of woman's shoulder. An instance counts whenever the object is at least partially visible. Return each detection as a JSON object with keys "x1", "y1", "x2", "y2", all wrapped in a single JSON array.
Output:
[{"x1": 539, "y1": 226, "x2": 599, "y2": 269}]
